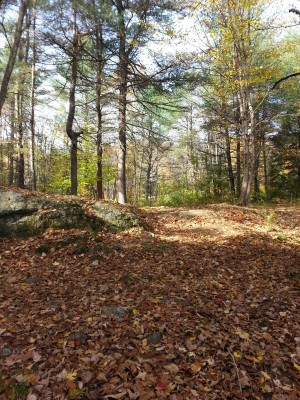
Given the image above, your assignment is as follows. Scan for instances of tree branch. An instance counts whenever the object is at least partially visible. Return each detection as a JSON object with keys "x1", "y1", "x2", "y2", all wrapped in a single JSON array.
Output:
[
  {"x1": 289, "y1": 8, "x2": 300, "y2": 16},
  {"x1": 272, "y1": 72, "x2": 300, "y2": 90}
]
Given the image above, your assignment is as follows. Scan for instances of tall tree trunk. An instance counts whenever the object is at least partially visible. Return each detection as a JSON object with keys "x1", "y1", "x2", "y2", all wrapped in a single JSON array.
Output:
[
  {"x1": 65, "y1": 15, "x2": 80, "y2": 196},
  {"x1": 236, "y1": 133, "x2": 241, "y2": 196},
  {"x1": 225, "y1": 128, "x2": 235, "y2": 202},
  {"x1": 30, "y1": 0, "x2": 37, "y2": 190},
  {"x1": 0, "y1": 0, "x2": 29, "y2": 116},
  {"x1": 116, "y1": 0, "x2": 127, "y2": 204},
  {"x1": 253, "y1": 142, "x2": 260, "y2": 202},
  {"x1": 17, "y1": 90, "x2": 25, "y2": 188},
  {"x1": 146, "y1": 148, "x2": 153, "y2": 202},
  {"x1": 237, "y1": 89, "x2": 256, "y2": 206},
  {"x1": 94, "y1": 0, "x2": 104, "y2": 199},
  {"x1": 8, "y1": 97, "x2": 15, "y2": 185}
]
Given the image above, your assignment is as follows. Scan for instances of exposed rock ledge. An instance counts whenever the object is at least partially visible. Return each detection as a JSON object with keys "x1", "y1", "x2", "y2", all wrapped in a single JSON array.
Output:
[{"x1": 0, "y1": 188, "x2": 143, "y2": 237}]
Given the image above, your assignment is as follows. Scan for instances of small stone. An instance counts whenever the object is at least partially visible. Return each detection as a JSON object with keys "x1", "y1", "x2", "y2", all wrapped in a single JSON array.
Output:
[
  {"x1": 1, "y1": 347, "x2": 12, "y2": 357},
  {"x1": 72, "y1": 245, "x2": 89, "y2": 255},
  {"x1": 103, "y1": 305, "x2": 126, "y2": 318},
  {"x1": 25, "y1": 276, "x2": 39, "y2": 284},
  {"x1": 147, "y1": 331, "x2": 163, "y2": 345},
  {"x1": 121, "y1": 274, "x2": 135, "y2": 286},
  {"x1": 66, "y1": 332, "x2": 89, "y2": 345}
]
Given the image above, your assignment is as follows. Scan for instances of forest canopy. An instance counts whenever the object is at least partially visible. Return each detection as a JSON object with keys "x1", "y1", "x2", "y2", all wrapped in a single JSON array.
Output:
[{"x1": 0, "y1": 0, "x2": 299, "y2": 206}]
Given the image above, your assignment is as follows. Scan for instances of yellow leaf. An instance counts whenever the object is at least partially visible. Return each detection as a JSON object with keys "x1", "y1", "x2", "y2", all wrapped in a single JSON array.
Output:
[
  {"x1": 261, "y1": 371, "x2": 271, "y2": 380},
  {"x1": 133, "y1": 309, "x2": 139, "y2": 315},
  {"x1": 233, "y1": 352, "x2": 242, "y2": 359},
  {"x1": 293, "y1": 362, "x2": 300, "y2": 370},
  {"x1": 67, "y1": 371, "x2": 77, "y2": 381},
  {"x1": 87, "y1": 317, "x2": 93, "y2": 323},
  {"x1": 190, "y1": 363, "x2": 201, "y2": 373},
  {"x1": 142, "y1": 339, "x2": 148, "y2": 347},
  {"x1": 236, "y1": 328, "x2": 249, "y2": 340},
  {"x1": 255, "y1": 354, "x2": 263, "y2": 362}
]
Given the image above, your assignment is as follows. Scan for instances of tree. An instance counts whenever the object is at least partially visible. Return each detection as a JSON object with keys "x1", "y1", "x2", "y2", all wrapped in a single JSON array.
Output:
[
  {"x1": 0, "y1": 0, "x2": 29, "y2": 116},
  {"x1": 111, "y1": 0, "x2": 176, "y2": 204},
  {"x1": 198, "y1": 0, "x2": 278, "y2": 205}
]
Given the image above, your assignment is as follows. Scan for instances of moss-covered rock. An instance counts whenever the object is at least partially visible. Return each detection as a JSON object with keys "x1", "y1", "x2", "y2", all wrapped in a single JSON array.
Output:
[
  {"x1": 0, "y1": 188, "x2": 144, "y2": 237},
  {"x1": 92, "y1": 202, "x2": 143, "y2": 231},
  {"x1": 0, "y1": 199, "x2": 90, "y2": 237}
]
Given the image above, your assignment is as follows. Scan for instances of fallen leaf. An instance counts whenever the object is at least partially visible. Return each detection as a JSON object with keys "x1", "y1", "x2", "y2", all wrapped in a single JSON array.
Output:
[
  {"x1": 233, "y1": 352, "x2": 242, "y2": 359},
  {"x1": 164, "y1": 363, "x2": 179, "y2": 374},
  {"x1": 190, "y1": 363, "x2": 201, "y2": 373},
  {"x1": 104, "y1": 390, "x2": 127, "y2": 399},
  {"x1": 66, "y1": 371, "x2": 77, "y2": 381},
  {"x1": 236, "y1": 328, "x2": 249, "y2": 340},
  {"x1": 293, "y1": 362, "x2": 300, "y2": 371},
  {"x1": 155, "y1": 381, "x2": 167, "y2": 391}
]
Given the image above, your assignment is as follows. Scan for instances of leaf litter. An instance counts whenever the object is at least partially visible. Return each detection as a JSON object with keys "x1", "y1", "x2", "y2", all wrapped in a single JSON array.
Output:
[{"x1": 0, "y1": 205, "x2": 299, "y2": 399}]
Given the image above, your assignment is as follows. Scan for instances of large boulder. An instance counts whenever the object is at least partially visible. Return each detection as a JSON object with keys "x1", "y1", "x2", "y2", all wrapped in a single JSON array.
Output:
[
  {"x1": 92, "y1": 202, "x2": 142, "y2": 231},
  {"x1": 0, "y1": 189, "x2": 143, "y2": 237}
]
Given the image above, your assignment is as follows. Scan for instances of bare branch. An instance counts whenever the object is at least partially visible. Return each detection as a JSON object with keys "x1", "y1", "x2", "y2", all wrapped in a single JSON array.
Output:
[{"x1": 272, "y1": 72, "x2": 300, "y2": 90}]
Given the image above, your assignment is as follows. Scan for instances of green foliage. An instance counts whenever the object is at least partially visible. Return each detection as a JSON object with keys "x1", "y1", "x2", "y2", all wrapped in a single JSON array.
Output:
[
  {"x1": 276, "y1": 233, "x2": 287, "y2": 242},
  {"x1": 155, "y1": 176, "x2": 232, "y2": 207},
  {"x1": 1, "y1": 381, "x2": 29, "y2": 400},
  {"x1": 266, "y1": 211, "x2": 276, "y2": 226}
]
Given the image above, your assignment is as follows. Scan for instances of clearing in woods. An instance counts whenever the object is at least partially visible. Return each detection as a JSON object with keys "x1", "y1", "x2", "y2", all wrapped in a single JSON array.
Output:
[{"x1": 0, "y1": 205, "x2": 299, "y2": 399}]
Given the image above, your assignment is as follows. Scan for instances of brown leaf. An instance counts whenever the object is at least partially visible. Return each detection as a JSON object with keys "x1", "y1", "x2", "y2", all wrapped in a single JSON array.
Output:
[
  {"x1": 164, "y1": 363, "x2": 179, "y2": 374},
  {"x1": 104, "y1": 390, "x2": 127, "y2": 399}
]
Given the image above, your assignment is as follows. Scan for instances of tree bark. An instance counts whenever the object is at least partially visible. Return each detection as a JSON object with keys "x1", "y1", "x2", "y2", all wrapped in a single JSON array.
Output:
[
  {"x1": 30, "y1": 0, "x2": 37, "y2": 190},
  {"x1": 65, "y1": 16, "x2": 80, "y2": 196},
  {"x1": 0, "y1": 0, "x2": 29, "y2": 116},
  {"x1": 225, "y1": 128, "x2": 235, "y2": 202},
  {"x1": 238, "y1": 91, "x2": 257, "y2": 206},
  {"x1": 17, "y1": 91, "x2": 25, "y2": 188},
  {"x1": 94, "y1": 0, "x2": 104, "y2": 199},
  {"x1": 116, "y1": 0, "x2": 128, "y2": 204}
]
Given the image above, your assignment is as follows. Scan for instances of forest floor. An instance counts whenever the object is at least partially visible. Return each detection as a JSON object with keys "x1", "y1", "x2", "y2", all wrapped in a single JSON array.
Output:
[{"x1": 0, "y1": 204, "x2": 300, "y2": 400}]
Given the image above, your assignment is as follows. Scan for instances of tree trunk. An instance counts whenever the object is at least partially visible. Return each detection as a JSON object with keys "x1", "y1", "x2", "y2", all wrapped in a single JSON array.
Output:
[
  {"x1": 253, "y1": 143, "x2": 260, "y2": 202},
  {"x1": 262, "y1": 134, "x2": 268, "y2": 200},
  {"x1": 236, "y1": 133, "x2": 241, "y2": 196},
  {"x1": 65, "y1": 16, "x2": 80, "y2": 196},
  {"x1": 70, "y1": 138, "x2": 78, "y2": 194},
  {"x1": 8, "y1": 97, "x2": 15, "y2": 186},
  {"x1": 94, "y1": 0, "x2": 104, "y2": 199},
  {"x1": 237, "y1": 89, "x2": 256, "y2": 206},
  {"x1": 225, "y1": 128, "x2": 235, "y2": 202},
  {"x1": 146, "y1": 149, "x2": 153, "y2": 202},
  {"x1": 0, "y1": 0, "x2": 29, "y2": 116},
  {"x1": 17, "y1": 90, "x2": 25, "y2": 188},
  {"x1": 30, "y1": 0, "x2": 37, "y2": 190},
  {"x1": 116, "y1": 0, "x2": 127, "y2": 204}
]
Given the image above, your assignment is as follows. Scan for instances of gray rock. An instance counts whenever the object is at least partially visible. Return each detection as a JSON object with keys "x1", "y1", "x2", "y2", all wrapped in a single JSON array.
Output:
[
  {"x1": 147, "y1": 331, "x2": 163, "y2": 345},
  {"x1": 121, "y1": 274, "x2": 135, "y2": 286},
  {"x1": 66, "y1": 332, "x2": 89, "y2": 345},
  {"x1": 1, "y1": 348, "x2": 13, "y2": 357},
  {"x1": 92, "y1": 202, "x2": 143, "y2": 231},
  {"x1": 24, "y1": 276, "x2": 39, "y2": 284},
  {"x1": 0, "y1": 189, "x2": 144, "y2": 238},
  {"x1": 103, "y1": 305, "x2": 127, "y2": 318}
]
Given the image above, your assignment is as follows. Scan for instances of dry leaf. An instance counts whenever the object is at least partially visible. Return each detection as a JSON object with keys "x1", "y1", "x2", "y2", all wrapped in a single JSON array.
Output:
[
  {"x1": 164, "y1": 363, "x2": 179, "y2": 374},
  {"x1": 104, "y1": 390, "x2": 127, "y2": 399}
]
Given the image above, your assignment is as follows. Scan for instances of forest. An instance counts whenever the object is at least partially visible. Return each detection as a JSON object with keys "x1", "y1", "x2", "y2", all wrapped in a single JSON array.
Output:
[
  {"x1": 1, "y1": 1, "x2": 300, "y2": 400},
  {"x1": 0, "y1": 0, "x2": 299, "y2": 207}
]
